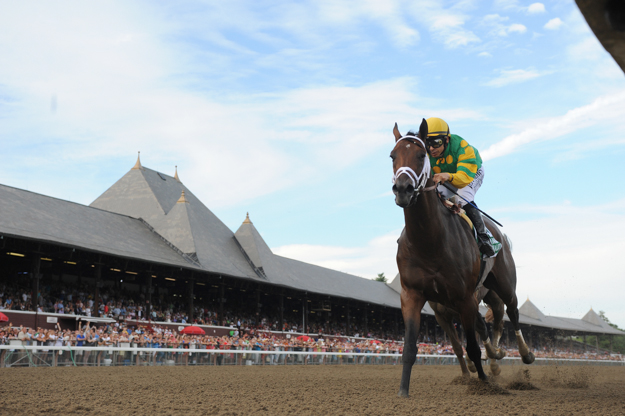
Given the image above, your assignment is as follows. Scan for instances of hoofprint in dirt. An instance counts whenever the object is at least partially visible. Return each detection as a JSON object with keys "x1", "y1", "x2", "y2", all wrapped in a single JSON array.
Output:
[{"x1": 1, "y1": 365, "x2": 624, "y2": 415}]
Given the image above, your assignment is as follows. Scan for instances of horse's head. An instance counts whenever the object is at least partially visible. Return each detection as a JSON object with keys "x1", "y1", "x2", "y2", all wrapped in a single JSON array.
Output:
[{"x1": 391, "y1": 119, "x2": 431, "y2": 208}]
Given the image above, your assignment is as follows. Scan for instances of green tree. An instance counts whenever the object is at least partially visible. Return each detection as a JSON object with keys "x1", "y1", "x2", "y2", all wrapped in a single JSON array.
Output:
[{"x1": 375, "y1": 273, "x2": 387, "y2": 283}]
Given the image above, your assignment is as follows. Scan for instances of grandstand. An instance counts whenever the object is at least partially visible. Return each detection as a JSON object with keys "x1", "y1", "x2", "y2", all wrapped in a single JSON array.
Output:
[{"x1": 0, "y1": 155, "x2": 622, "y2": 353}]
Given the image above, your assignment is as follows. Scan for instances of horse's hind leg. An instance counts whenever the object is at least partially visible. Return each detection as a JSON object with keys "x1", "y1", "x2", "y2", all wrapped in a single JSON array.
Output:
[
  {"x1": 506, "y1": 303, "x2": 535, "y2": 364},
  {"x1": 398, "y1": 289, "x2": 426, "y2": 397},
  {"x1": 483, "y1": 290, "x2": 506, "y2": 360},
  {"x1": 433, "y1": 307, "x2": 470, "y2": 377}
]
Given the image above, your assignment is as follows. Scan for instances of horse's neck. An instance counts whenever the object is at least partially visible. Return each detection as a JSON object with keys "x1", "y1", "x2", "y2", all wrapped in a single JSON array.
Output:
[{"x1": 403, "y1": 190, "x2": 447, "y2": 255}]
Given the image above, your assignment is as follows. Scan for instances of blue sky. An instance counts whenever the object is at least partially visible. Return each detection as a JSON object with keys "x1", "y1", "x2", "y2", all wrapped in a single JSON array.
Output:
[{"x1": 2, "y1": 1, "x2": 625, "y2": 327}]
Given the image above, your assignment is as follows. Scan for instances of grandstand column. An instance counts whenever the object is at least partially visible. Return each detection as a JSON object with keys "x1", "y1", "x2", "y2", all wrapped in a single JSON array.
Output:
[
  {"x1": 31, "y1": 255, "x2": 41, "y2": 327},
  {"x1": 188, "y1": 276, "x2": 194, "y2": 323},
  {"x1": 279, "y1": 294, "x2": 284, "y2": 332},
  {"x1": 255, "y1": 289, "x2": 261, "y2": 325},
  {"x1": 346, "y1": 303, "x2": 351, "y2": 336},
  {"x1": 146, "y1": 272, "x2": 152, "y2": 321},
  {"x1": 583, "y1": 335, "x2": 587, "y2": 352},
  {"x1": 219, "y1": 282, "x2": 225, "y2": 326},
  {"x1": 94, "y1": 264, "x2": 101, "y2": 318},
  {"x1": 363, "y1": 306, "x2": 368, "y2": 337}
]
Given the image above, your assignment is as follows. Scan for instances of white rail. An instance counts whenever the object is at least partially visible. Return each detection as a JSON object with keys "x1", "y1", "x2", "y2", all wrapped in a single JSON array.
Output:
[{"x1": 1, "y1": 345, "x2": 622, "y2": 368}]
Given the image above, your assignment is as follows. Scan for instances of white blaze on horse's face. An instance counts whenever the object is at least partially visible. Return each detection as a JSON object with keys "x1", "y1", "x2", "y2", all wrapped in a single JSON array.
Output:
[{"x1": 391, "y1": 135, "x2": 431, "y2": 208}]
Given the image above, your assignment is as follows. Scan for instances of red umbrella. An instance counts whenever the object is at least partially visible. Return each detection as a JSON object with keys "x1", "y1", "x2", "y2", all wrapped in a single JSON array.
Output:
[
  {"x1": 370, "y1": 340, "x2": 382, "y2": 344},
  {"x1": 0, "y1": 312, "x2": 8, "y2": 322},
  {"x1": 296, "y1": 335, "x2": 312, "y2": 341},
  {"x1": 180, "y1": 325, "x2": 205, "y2": 335}
]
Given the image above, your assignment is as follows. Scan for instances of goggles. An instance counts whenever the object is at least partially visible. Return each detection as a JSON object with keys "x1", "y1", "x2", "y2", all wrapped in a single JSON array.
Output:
[{"x1": 426, "y1": 136, "x2": 446, "y2": 149}]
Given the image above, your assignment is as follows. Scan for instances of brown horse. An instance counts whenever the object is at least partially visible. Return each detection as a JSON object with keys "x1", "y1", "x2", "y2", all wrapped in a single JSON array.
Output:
[{"x1": 391, "y1": 120, "x2": 534, "y2": 397}]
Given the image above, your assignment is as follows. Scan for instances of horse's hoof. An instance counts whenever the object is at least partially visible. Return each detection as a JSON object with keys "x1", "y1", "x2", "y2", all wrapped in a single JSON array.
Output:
[
  {"x1": 397, "y1": 389, "x2": 409, "y2": 398},
  {"x1": 490, "y1": 364, "x2": 501, "y2": 376},
  {"x1": 494, "y1": 348, "x2": 506, "y2": 360},
  {"x1": 478, "y1": 373, "x2": 489, "y2": 382},
  {"x1": 466, "y1": 357, "x2": 477, "y2": 373},
  {"x1": 522, "y1": 352, "x2": 535, "y2": 365}
]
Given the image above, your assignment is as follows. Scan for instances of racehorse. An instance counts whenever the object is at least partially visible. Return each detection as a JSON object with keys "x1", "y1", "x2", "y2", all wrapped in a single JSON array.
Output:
[{"x1": 391, "y1": 120, "x2": 534, "y2": 397}]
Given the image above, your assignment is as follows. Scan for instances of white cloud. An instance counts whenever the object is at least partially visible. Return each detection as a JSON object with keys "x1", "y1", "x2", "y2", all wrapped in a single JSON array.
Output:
[
  {"x1": 407, "y1": 2, "x2": 480, "y2": 48},
  {"x1": 527, "y1": 3, "x2": 546, "y2": 14},
  {"x1": 482, "y1": 68, "x2": 546, "y2": 87},
  {"x1": 481, "y1": 14, "x2": 527, "y2": 36},
  {"x1": 478, "y1": 51, "x2": 492, "y2": 57},
  {"x1": 500, "y1": 200, "x2": 625, "y2": 327},
  {"x1": 544, "y1": 17, "x2": 563, "y2": 30},
  {"x1": 508, "y1": 23, "x2": 527, "y2": 34},
  {"x1": 273, "y1": 229, "x2": 401, "y2": 279},
  {"x1": 481, "y1": 90, "x2": 625, "y2": 160}
]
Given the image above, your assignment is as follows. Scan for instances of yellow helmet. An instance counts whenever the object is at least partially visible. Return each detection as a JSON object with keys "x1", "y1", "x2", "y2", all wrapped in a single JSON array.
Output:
[{"x1": 425, "y1": 117, "x2": 450, "y2": 137}]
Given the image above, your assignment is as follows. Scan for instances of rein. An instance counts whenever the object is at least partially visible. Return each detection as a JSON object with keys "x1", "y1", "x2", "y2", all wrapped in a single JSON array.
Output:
[{"x1": 392, "y1": 135, "x2": 436, "y2": 196}]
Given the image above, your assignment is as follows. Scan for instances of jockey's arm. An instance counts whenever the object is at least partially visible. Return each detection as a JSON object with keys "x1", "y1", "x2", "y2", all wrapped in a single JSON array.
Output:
[{"x1": 448, "y1": 144, "x2": 479, "y2": 189}]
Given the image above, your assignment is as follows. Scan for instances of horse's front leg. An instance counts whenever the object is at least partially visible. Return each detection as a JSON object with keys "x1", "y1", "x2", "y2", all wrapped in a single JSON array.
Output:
[{"x1": 398, "y1": 288, "x2": 426, "y2": 398}]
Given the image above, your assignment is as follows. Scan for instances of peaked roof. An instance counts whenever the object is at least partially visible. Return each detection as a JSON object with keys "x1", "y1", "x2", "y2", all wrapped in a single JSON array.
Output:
[
  {"x1": 234, "y1": 214, "x2": 271, "y2": 276},
  {"x1": 90, "y1": 165, "x2": 260, "y2": 280},
  {"x1": 0, "y1": 184, "x2": 197, "y2": 269},
  {"x1": 519, "y1": 298, "x2": 546, "y2": 321}
]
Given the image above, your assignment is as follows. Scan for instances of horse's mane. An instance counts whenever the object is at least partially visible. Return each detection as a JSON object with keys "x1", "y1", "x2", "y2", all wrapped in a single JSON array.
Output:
[{"x1": 406, "y1": 130, "x2": 419, "y2": 138}]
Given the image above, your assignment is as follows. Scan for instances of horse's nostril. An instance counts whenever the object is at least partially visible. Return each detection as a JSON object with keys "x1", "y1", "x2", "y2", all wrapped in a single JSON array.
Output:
[
  {"x1": 406, "y1": 184, "x2": 414, "y2": 194},
  {"x1": 392, "y1": 185, "x2": 398, "y2": 193}
]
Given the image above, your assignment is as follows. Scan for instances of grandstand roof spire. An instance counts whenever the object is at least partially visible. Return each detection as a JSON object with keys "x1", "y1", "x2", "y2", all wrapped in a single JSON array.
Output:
[
  {"x1": 243, "y1": 212, "x2": 251, "y2": 224},
  {"x1": 177, "y1": 190, "x2": 189, "y2": 204},
  {"x1": 174, "y1": 165, "x2": 180, "y2": 182},
  {"x1": 131, "y1": 151, "x2": 142, "y2": 170}
]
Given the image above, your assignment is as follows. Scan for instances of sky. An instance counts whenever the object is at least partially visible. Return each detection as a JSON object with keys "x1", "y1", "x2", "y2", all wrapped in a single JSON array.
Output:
[{"x1": 1, "y1": 1, "x2": 625, "y2": 328}]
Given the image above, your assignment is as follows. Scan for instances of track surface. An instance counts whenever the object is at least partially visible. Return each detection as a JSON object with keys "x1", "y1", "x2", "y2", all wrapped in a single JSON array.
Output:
[{"x1": 1, "y1": 365, "x2": 624, "y2": 415}]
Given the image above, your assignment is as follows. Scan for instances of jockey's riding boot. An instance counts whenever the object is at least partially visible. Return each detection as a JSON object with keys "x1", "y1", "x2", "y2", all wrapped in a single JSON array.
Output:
[{"x1": 463, "y1": 203, "x2": 496, "y2": 257}]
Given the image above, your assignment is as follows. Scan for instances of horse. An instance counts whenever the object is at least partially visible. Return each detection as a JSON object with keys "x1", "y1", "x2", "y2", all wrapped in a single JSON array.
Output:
[{"x1": 391, "y1": 120, "x2": 534, "y2": 397}]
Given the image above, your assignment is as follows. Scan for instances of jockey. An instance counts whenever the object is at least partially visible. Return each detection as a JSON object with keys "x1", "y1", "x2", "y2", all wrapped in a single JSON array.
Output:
[{"x1": 421, "y1": 117, "x2": 497, "y2": 257}]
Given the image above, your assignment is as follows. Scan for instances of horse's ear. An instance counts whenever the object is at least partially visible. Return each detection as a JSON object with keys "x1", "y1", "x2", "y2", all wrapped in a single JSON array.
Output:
[
  {"x1": 419, "y1": 118, "x2": 428, "y2": 140},
  {"x1": 393, "y1": 123, "x2": 402, "y2": 142}
]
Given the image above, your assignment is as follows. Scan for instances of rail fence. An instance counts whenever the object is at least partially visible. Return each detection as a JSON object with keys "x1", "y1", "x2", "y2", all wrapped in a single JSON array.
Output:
[{"x1": 1, "y1": 345, "x2": 623, "y2": 368}]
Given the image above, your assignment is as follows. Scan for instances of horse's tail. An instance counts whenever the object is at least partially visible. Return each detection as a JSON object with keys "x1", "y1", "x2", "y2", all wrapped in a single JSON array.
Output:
[{"x1": 503, "y1": 233, "x2": 513, "y2": 252}]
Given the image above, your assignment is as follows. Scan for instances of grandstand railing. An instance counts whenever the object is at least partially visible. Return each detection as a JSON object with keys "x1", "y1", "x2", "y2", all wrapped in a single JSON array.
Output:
[{"x1": 1, "y1": 345, "x2": 623, "y2": 368}]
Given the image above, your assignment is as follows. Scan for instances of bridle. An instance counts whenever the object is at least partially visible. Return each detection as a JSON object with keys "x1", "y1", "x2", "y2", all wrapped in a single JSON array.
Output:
[{"x1": 392, "y1": 135, "x2": 437, "y2": 200}]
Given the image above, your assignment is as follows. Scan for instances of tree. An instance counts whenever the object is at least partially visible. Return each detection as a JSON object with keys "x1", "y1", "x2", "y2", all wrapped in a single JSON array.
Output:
[{"x1": 375, "y1": 273, "x2": 387, "y2": 283}]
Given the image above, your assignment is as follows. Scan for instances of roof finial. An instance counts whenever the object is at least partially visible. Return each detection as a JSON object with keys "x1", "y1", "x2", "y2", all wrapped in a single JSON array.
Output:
[
  {"x1": 177, "y1": 190, "x2": 189, "y2": 204},
  {"x1": 132, "y1": 151, "x2": 142, "y2": 170},
  {"x1": 243, "y1": 212, "x2": 251, "y2": 224},
  {"x1": 174, "y1": 165, "x2": 180, "y2": 182},
  {"x1": 527, "y1": 295, "x2": 529, "y2": 301}
]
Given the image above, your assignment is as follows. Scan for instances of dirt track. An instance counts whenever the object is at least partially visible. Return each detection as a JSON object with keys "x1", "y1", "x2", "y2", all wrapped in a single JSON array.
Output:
[{"x1": 1, "y1": 364, "x2": 624, "y2": 415}]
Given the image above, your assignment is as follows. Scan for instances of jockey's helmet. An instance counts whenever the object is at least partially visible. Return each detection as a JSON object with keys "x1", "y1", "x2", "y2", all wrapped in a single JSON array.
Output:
[
  {"x1": 425, "y1": 117, "x2": 450, "y2": 138},
  {"x1": 424, "y1": 117, "x2": 450, "y2": 155}
]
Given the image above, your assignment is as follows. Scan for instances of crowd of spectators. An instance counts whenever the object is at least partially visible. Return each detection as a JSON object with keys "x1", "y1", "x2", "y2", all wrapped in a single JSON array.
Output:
[
  {"x1": 1, "y1": 321, "x2": 622, "y2": 366},
  {"x1": 0, "y1": 281, "x2": 394, "y2": 340}
]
